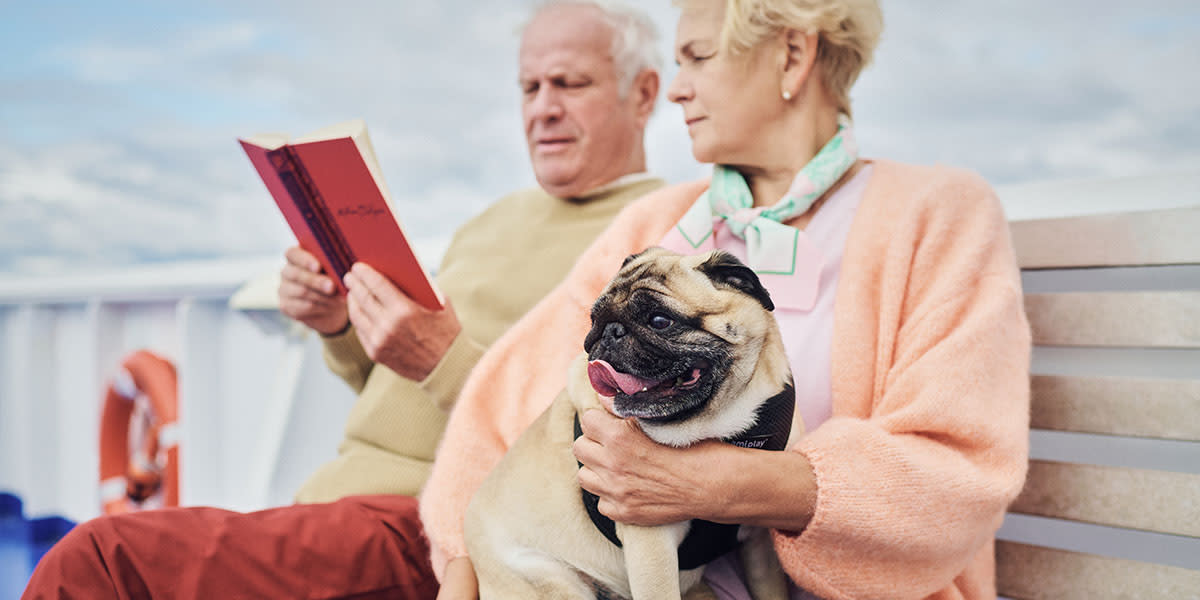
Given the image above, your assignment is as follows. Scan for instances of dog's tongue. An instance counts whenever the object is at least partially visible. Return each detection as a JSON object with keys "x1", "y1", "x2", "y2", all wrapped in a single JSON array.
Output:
[{"x1": 587, "y1": 360, "x2": 662, "y2": 397}]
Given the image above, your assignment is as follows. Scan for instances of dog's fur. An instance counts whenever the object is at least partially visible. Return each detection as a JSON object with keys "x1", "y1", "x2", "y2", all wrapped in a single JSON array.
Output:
[{"x1": 465, "y1": 248, "x2": 798, "y2": 600}]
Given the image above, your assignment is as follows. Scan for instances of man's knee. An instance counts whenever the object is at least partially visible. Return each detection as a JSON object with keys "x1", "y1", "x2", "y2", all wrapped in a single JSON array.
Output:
[
  {"x1": 334, "y1": 495, "x2": 434, "y2": 574},
  {"x1": 338, "y1": 494, "x2": 426, "y2": 544},
  {"x1": 40, "y1": 517, "x2": 103, "y2": 565},
  {"x1": 25, "y1": 518, "x2": 114, "y2": 599}
]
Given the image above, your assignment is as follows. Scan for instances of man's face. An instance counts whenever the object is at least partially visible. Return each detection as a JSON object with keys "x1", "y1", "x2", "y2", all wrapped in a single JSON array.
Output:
[{"x1": 519, "y1": 6, "x2": 646, "y2": 198}]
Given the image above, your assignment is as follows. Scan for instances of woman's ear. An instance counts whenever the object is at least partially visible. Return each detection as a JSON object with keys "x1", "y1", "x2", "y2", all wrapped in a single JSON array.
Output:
[{"x1": 780, "y1": 30, "x2": 819, "y2": 100}]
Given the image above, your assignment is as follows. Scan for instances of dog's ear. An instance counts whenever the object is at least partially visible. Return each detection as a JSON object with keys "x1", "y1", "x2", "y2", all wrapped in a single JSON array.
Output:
[{"x1": 697, "y1": 251, "x2": 775, "y2": 311}]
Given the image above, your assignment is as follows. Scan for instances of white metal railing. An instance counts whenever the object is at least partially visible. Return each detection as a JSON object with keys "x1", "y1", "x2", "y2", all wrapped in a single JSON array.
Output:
[{"x1": 0, "y1": 256, "x2": 357, "y2": 523}]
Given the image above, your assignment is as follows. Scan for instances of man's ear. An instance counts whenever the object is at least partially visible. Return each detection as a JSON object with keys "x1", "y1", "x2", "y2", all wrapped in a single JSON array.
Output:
[
  {"x1": 630, "y1": 68, "x2": 660, "y2": 127},
  {"x1": 697, "y1": 251, "x2": 775, "y2": 311},
  {"x1": 780, "y1": 30, "x2": 819, "y2": 101}
]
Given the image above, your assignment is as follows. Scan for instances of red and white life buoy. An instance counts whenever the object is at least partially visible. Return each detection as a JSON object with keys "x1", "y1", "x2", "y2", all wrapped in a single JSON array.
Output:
[{"x1": 98, "y1": 350, "x2": 179, "y2": 515}]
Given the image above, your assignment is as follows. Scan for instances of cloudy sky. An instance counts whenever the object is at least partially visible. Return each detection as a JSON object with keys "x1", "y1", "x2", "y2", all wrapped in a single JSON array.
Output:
[{"x1": 2, "y1": 0, "x2": 1198, "y2": 277}]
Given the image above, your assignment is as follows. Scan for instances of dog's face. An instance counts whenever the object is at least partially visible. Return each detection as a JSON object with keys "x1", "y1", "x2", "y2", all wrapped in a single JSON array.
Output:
[{"x1": 584, "y1": 247, "x2": 785, "y2": 445}]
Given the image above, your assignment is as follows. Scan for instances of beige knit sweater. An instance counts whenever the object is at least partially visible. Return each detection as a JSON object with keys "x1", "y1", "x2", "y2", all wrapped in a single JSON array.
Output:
[
  {"x1": 419, "y1": 160, "x2": 1031, "y2": 599},
  {"x1": 293, "y1": 177, "x2": 664, "y2": 502}
]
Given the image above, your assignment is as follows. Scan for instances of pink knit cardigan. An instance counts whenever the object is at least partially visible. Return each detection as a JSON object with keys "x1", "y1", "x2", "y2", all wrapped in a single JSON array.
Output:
[{"x1": 418, "y1": 160, "x2": 1031, "y2": 600}]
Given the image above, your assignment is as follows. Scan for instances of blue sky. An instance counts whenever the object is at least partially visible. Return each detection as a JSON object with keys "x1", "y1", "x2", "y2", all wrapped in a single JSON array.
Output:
[{"x1": 2, "y1": 0, "x2": 1198, "y2": 276}]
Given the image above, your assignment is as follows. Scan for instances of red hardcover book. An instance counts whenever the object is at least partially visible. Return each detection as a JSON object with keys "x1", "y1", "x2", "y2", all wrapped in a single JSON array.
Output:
[{"x1": 239, "y1": 120, "x2": 443, "y2": 310}]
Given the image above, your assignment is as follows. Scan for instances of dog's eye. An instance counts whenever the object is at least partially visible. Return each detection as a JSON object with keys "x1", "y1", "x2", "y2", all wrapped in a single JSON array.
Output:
[{"x1": 648, "y1": 314, "x2": 673, "y2": 330}]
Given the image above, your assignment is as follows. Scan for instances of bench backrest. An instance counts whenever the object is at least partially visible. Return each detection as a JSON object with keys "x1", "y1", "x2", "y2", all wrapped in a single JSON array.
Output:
[{"x1": 996, "y1": 206, "x2": 1200, "y2": 598}]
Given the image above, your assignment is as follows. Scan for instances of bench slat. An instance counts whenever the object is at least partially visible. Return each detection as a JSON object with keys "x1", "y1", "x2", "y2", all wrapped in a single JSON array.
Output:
[
  {"x1": 996, "y1": 540, "x2": 1200, "y2": 599},
  {"x1": 1011, "y1": 206, "x2": 1200, "y2": 269},
  {"x1": 1025, "y1": 291, "x2": 1200, "y2": 348},
  {"x1": 1010, "y1": 460, "x2": 1200, "y2": 537},
  {"x1": 1031, "y1": 375, "x2": 1200, "y2": 441}
]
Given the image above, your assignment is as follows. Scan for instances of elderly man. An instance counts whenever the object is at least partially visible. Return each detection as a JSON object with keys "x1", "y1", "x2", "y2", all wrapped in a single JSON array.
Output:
[
  {"x1": 23, "y1": 2, "x2": 663, "y2": 598},
  {"x1": 287, "y1": 0, "x2": 662, "y2": 505}
]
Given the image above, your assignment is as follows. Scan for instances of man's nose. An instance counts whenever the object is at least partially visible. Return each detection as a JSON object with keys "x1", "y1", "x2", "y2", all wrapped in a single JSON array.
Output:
[{"x1": 527, "y1": 86, "x2": 565, "y2": 121}]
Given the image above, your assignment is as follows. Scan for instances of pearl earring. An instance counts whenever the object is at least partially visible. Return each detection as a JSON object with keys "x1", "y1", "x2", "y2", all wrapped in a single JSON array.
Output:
[{"x1": 782, "y1": 90, "x2": 792, "y2": 101}]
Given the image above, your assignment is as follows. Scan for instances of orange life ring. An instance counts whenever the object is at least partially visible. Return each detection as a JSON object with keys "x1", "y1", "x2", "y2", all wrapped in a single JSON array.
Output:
[{"x1": 98, "y1": 350, "x2": 179, "y2": 515}]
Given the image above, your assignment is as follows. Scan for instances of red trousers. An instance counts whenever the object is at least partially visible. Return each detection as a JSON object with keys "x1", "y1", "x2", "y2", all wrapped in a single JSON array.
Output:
[{"x1": 22, "y1": 495, "x2": 438, "y2": 600}]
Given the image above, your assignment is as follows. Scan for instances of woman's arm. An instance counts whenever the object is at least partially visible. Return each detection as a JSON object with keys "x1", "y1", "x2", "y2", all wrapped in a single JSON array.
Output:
[
  {"x1": 436, "y1": 558, "x2": 479, "y2": 600},
  {"x1": 767, "y1": 164, "x2": 1031, "y2": 599},
  {"x1": 418, "y1": 182, "x2": 705, "y2": 577},
  {"x1": 418, "y1": 285, "x2": 593, "y2": 574},
  {"x1": 574, "y1": 408, "x2": 818, "y2": 531},
  {"x1": 417, "y1": 237, "x2": 639, "y2": 573}
]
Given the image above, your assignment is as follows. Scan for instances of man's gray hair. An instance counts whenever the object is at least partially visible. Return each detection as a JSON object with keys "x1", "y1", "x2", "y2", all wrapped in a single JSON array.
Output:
[{"x1": 524, "y1": 0, "x2": 662, "y2": 96}]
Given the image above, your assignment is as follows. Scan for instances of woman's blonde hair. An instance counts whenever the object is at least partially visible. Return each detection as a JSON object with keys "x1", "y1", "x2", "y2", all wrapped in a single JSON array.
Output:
[{"x1": 680, "y1": 0, "x2": 883, "y2": 115}]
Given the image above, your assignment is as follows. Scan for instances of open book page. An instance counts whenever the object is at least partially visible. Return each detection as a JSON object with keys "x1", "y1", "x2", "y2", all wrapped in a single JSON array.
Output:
[{"x1": 239, "y1": 132, "x2": 292, "y2": 151}]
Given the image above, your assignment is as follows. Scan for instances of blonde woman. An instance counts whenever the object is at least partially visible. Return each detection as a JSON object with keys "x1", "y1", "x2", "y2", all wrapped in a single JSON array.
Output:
[{"x1": 423, "y1": 0, "x2": 1031, "y2": 598}]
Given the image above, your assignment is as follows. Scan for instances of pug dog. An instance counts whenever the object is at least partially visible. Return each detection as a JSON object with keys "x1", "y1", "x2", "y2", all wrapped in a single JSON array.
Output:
[{"x1": 465, "y1": 248, "x2": 800, "y2": 600}]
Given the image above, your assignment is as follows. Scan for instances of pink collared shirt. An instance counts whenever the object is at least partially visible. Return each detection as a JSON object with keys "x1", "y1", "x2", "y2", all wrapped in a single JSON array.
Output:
[{"x1": 661, "y1": 165, "x2": 873, "y2": 599}]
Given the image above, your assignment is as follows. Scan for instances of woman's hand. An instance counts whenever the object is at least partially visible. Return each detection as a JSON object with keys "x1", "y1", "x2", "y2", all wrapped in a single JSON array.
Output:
[
  {"x1": 573, "y1": 407, "x2": 733, "y2": 526},
  {"x1": 573, "y1": 407, "x2": 820, "y2": 531},
  {"x1": 436, "y1": 557, "x2": 479, "y2": 600}
]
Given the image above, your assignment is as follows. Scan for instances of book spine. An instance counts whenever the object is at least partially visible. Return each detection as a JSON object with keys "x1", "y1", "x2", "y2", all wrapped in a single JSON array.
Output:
[{"x1": 272, "y1": 146, "x2": 357, "y2": 281}]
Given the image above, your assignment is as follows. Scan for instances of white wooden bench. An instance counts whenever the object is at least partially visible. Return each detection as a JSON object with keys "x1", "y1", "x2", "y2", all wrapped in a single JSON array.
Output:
[{"x1": 994, "y1": 204, "x2": 1200, "y2": 598}]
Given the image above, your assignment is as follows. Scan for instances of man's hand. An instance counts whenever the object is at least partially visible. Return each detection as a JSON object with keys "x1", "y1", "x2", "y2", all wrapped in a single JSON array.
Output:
[
  {"x1": 344, "y1": 262, "x2": 462, "y2": 381},
  {"x1": 278, "y1": 246, "x2": 349, "y2": 335}
]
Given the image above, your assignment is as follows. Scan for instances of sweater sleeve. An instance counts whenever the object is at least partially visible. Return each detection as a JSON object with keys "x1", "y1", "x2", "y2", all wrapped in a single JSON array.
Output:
[
  {"x1": 775, "y1": 167, "x2": 1032, "y2": 599},
  {"x1": 418, "y1": 286, "x2": 592, "y2": 576},
  {"x1": 320, "y1": 325, "x2": 374, "y2": 394},
  {"x1": 418, "y1": 331, "x2": 488, "y2": 412},
  {"x1": 418, "y1": 182, "x2": 707, "y2": 578}
]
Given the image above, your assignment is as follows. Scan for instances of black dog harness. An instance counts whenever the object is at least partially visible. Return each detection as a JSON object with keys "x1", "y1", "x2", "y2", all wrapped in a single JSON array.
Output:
[{"x1": 574, "y1": 383, "x2": 795, "y2": 570}]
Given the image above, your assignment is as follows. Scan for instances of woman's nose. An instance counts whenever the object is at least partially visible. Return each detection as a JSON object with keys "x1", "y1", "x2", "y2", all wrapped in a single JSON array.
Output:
[{"x1": 667, "y1": 71, "x2": 692, "y2": 104}]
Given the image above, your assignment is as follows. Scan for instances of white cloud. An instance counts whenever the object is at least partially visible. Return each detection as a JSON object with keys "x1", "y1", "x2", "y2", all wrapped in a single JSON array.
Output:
[
  {"x1": 54, "y1": 20, "x2": 267, "y2": 85},
  {"x1": 852, "y1": 0, "x2": 1200, "y2": 182},
  {"x1": 0, "y1": 141, "x2": 292, "y2": 275}
]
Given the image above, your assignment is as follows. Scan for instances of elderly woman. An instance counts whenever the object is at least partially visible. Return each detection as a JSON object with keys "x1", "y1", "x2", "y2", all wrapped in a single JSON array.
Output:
[{"x1": 422, "y1": 0, "x2": 1031, "y2": 598}]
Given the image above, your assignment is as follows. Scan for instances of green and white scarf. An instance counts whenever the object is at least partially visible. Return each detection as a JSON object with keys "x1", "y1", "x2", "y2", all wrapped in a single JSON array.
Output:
[{"x1": 661, "y1": 114, "x2": 858, "y2": 310}]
